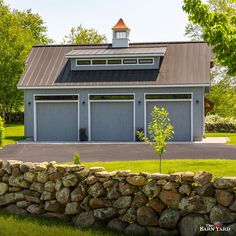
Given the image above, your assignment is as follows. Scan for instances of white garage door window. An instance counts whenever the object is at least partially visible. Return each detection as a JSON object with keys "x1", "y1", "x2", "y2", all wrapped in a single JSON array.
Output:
[
  {"x1": 34, "y1": 94, "x2": 79, "y2": 141},
  {"x1": 144, "y1": 93, "x2": 193, "y2": 142},
  {"x1": 88, "y1": 94, "x2": 135, "y2": 142}
]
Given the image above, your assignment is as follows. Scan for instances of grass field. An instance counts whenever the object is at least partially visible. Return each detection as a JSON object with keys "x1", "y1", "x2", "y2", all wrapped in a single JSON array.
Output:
[
  {"x1": 205, "y1": 132, "x2": 236, "y2": 145},
  {"x1": 0, "y1": 212, "x2": 117, "y2": 236},
  {"x1": 5, "y1": 124, "x2": 24, "y2": 145},
  {"x1": 78, "y1": 159, "x2": 236, "y2": 178}
]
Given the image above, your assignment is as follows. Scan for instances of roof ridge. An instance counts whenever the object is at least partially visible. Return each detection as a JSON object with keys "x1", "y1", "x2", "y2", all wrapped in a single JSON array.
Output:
[{"x1": 33, "y1": 41, "x2": 206, "y2": 48}]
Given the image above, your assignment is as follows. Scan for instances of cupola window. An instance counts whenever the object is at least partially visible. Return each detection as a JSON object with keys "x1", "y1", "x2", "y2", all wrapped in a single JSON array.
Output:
[{"x1": 115, "y1": 31, "x2": 127, "y2": 39}]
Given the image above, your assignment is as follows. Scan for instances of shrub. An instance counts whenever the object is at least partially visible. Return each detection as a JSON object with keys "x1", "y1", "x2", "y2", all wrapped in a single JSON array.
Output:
[
  {"x1": 73, "y1": 152, "x2": 80, "y2": 164},
  {"x1": 205, "y1": 123, "x2": 236, "y2": 133},
  {"x1": 205, "y1": 114, "x2": 236, "y2": 124},
  {"x1": 0, "y1": 117, "x2": 5, "y2": 148},
  {"x1": 205, "y1": 115, "x2": 236, "y2": 133}
]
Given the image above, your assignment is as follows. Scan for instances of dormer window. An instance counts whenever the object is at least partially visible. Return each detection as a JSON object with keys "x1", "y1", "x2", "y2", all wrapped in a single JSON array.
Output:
[{"x1": 115, "y1": 31, "x2": 127, "y2": 39}]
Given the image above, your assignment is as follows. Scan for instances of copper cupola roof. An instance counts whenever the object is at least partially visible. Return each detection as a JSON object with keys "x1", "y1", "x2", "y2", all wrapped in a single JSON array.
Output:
[{"x1": 112, "y1": 18, "x2": 130, "y2": 30}]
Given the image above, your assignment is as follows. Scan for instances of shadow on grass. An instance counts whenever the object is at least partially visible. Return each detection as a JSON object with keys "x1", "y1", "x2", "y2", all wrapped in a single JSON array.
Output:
[
  {"x1": 5, "y1": 136, "x2": 24, "y2": 141},
  {"x1": 0, "y1": 211, "x2": 122, "y2": 236}
]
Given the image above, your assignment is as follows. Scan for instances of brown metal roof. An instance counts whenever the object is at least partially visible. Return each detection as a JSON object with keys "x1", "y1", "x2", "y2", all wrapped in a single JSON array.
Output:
[{"x1": 18, "y1": 42, "x2": 211, "y2": 88}]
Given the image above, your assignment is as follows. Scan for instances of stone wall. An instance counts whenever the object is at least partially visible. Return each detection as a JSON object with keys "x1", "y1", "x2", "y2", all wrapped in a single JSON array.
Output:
[{"x1": 0, "y1": 160, "x2": 235, "y2": 236}]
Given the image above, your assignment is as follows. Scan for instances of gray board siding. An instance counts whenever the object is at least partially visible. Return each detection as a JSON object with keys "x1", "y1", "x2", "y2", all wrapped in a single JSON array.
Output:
[
  {"x1": 91, "y1": 102, "x2": 134, "y2": 141},
  {"x1": 36, "y1": 102, "x2": 78, "y2": 141},
  {"x1": 24, "y1": 87, "x2": 204, "y2": 142},
  {"x1": 146, "y1": 101, "x2": 191, "y2": 141},
  {"x1": 18, "y1": 42, "x2": 211, "y2": 87}
]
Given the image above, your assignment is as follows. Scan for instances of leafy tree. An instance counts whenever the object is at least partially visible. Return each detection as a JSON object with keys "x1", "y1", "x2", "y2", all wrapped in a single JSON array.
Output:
[
  {"x1": 0, "y1": 0, "x2": 51, "y2": 122},
  {"x1": 63, "y1": 25, "x2": 107, "y2": 44},
  {"x1": 183, "y1": 0, "x2": 236, "y2": 76},
  {"x1": 137, "y1": 106, "x2": 174, "y2": 173},
  {"x1": 206, "y1": 77, "x2": 236, "y2": 117}
]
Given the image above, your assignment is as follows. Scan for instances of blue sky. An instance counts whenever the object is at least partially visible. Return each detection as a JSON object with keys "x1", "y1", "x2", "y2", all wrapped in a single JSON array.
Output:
[{"x1": 6, "y1": 0, "x2": 189, "y2": 43}]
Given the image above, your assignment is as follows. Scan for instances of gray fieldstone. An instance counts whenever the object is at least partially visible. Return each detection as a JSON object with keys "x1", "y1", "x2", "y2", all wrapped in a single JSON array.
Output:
[
  {"x1": 121, "y1": 208, "x2": 136, "y2": 224},
  {"x1": 131, "y1": 191, "x2": 148, "y2": 208},
  {"x1": 159, "y1": 189, "x2": 182, "y2": 209},
  {"x1": 73, "y1": 211, "x2": 96, "y2": 227},
  {"x1": 119, "y1": 181, "x2": 138, "y2": 195},
  {"x1": 27, "y1": 204, "x2": 43, "y2": 215},
  {"x1": 65, "y1": 202, "x2": 81, "y2": 215},
  {"x1": 55, "y1": 187, "x2": 71, "y2": 204},
  {"x1": 94, "y1": 207, "x2": 116, "y2": 220},
  {"x1": 113, "y1": 196, "x2": 132, "y2": 209},
  {"x1": 107, "y1": 218, "x2": 127, "y2": 232},
  {"x1": 215, "y1": 189, "x2": 234, "y2": 206},
  {"x1": 45, "y1": 200, "x2": 64, "y2": 212},
  {"x1": 16, "y1": 200, "x2": 31, "y2": 208},
  {"x1": 180, "y1": 214, "x2": 208, "y2": 236},
  {"x1": 125, "y1": 223, "x2": 148, "y2": 236},
  {"x1": 23, "y1": 172, "x2": 37, "y2": 183},
  {"x1": 0, "y1": 182, "x2": 8, "y2": 196},
  {"x1": 142, "y1": 180, "x2": 161, "y2": 198},
  {"x1": 137, "y1": 206, "x2": 159, "y2": 226},
  {"x1": 210, "y1": 205, "x2": 234, "y2": 224},
  {"x1": 37, "y1": 172, "x2": 49, "y2": 183},
  {"x1": 0, "y1": 192, "x2": 24, "y2": 206},
  {"x1": 71, "y1": 186, "x2": 86, "y2": 202},
  {"x1": 89, "y1": 197, "x2": 112, "y2": 209},
  {"x1": 148, "y1": 197, "x2": 166, "y2": 214},
  {"x1": 4, "y1": 204, "x2": 28, "y2": 215},
  {"x1": 44, "y1": 181, "x2": 56, "y2": 193},
  {"x1": 159, "y1": 208, "x2": 180, "y2": 229},
  {"x1": 62, "y1": 174, "x2": 79, "y2": 187},
  {"x1": 214, "y1": 177, "x2": 236, "y2": 189},
  {"x1": 126, "y1": 175, "x2": 147, "y2": 186},
  {"x1": 194, "y1": 171, "x2": 212, "y2": 185},
  {"x1": 88, "y1": 182, "x2": 106, "y2": 198}
]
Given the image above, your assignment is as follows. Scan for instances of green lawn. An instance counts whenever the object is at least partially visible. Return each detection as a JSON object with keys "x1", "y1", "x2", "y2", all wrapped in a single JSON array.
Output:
[
  {"x1": 0, "y1": 212, "x2": 118, "y2": 236},
  {"x1": 79, "y1": 159, "x2": 236, "y2": 178},
  {"x1": 5, "y1": 124, "x2": 24, "y2": 145},
  {"x1": 205, "y1": 132, "x2": 236, "y2": 145}
]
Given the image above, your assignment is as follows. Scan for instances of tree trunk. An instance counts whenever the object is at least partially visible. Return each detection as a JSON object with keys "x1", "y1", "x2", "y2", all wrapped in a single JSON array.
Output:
[{"x1": 159, "y1": 154, "x2": 162, "y2": 173}]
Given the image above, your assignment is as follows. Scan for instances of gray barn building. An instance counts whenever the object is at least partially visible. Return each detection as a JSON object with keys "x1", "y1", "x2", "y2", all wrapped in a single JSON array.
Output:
[{"x1": 18, "y1": 19, "x2": 212, "y2": 142}]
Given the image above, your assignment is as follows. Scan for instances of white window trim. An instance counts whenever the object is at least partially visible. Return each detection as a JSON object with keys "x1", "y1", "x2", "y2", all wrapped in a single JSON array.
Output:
[
  {"x1": 144, "y1": 92, "x2": 193, "y2": 142},
  {"x1": 33, "y1": 94, "x2": 80, "y2": 142},
  {"x1": 88, "y1": 93, "x2": 136, "y2": 142},
  {"x1": 75, "y1": 57, "x2": 154, "y2": 67}
]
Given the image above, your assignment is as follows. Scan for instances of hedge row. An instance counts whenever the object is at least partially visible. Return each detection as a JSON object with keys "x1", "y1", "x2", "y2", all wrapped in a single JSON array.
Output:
[{"x1": 205, "y1": 123, "x2": 236, "y2": 133}]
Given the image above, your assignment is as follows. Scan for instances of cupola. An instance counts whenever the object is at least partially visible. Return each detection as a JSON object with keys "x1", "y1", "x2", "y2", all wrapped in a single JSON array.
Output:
[{"x1": 112, "y1": 18, "x2": 130, "y2": 48}]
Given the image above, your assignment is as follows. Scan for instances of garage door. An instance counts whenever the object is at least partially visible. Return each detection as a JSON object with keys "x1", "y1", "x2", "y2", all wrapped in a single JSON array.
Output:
[
  {"x1": 89, "y1": 95, "x2": 134, "y2": 141},
  {"x1": 35, "y1": 96, "x2": 78, "y2": 141},
  {"x1": 146, "y1": 100, "x2": 192, "y2": 141}
]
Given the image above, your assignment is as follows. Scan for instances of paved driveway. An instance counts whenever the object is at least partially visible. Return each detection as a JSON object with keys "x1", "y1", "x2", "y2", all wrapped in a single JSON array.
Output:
[{"x1": 0, "y1": 143, "x2": 235, "y2": 162}]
